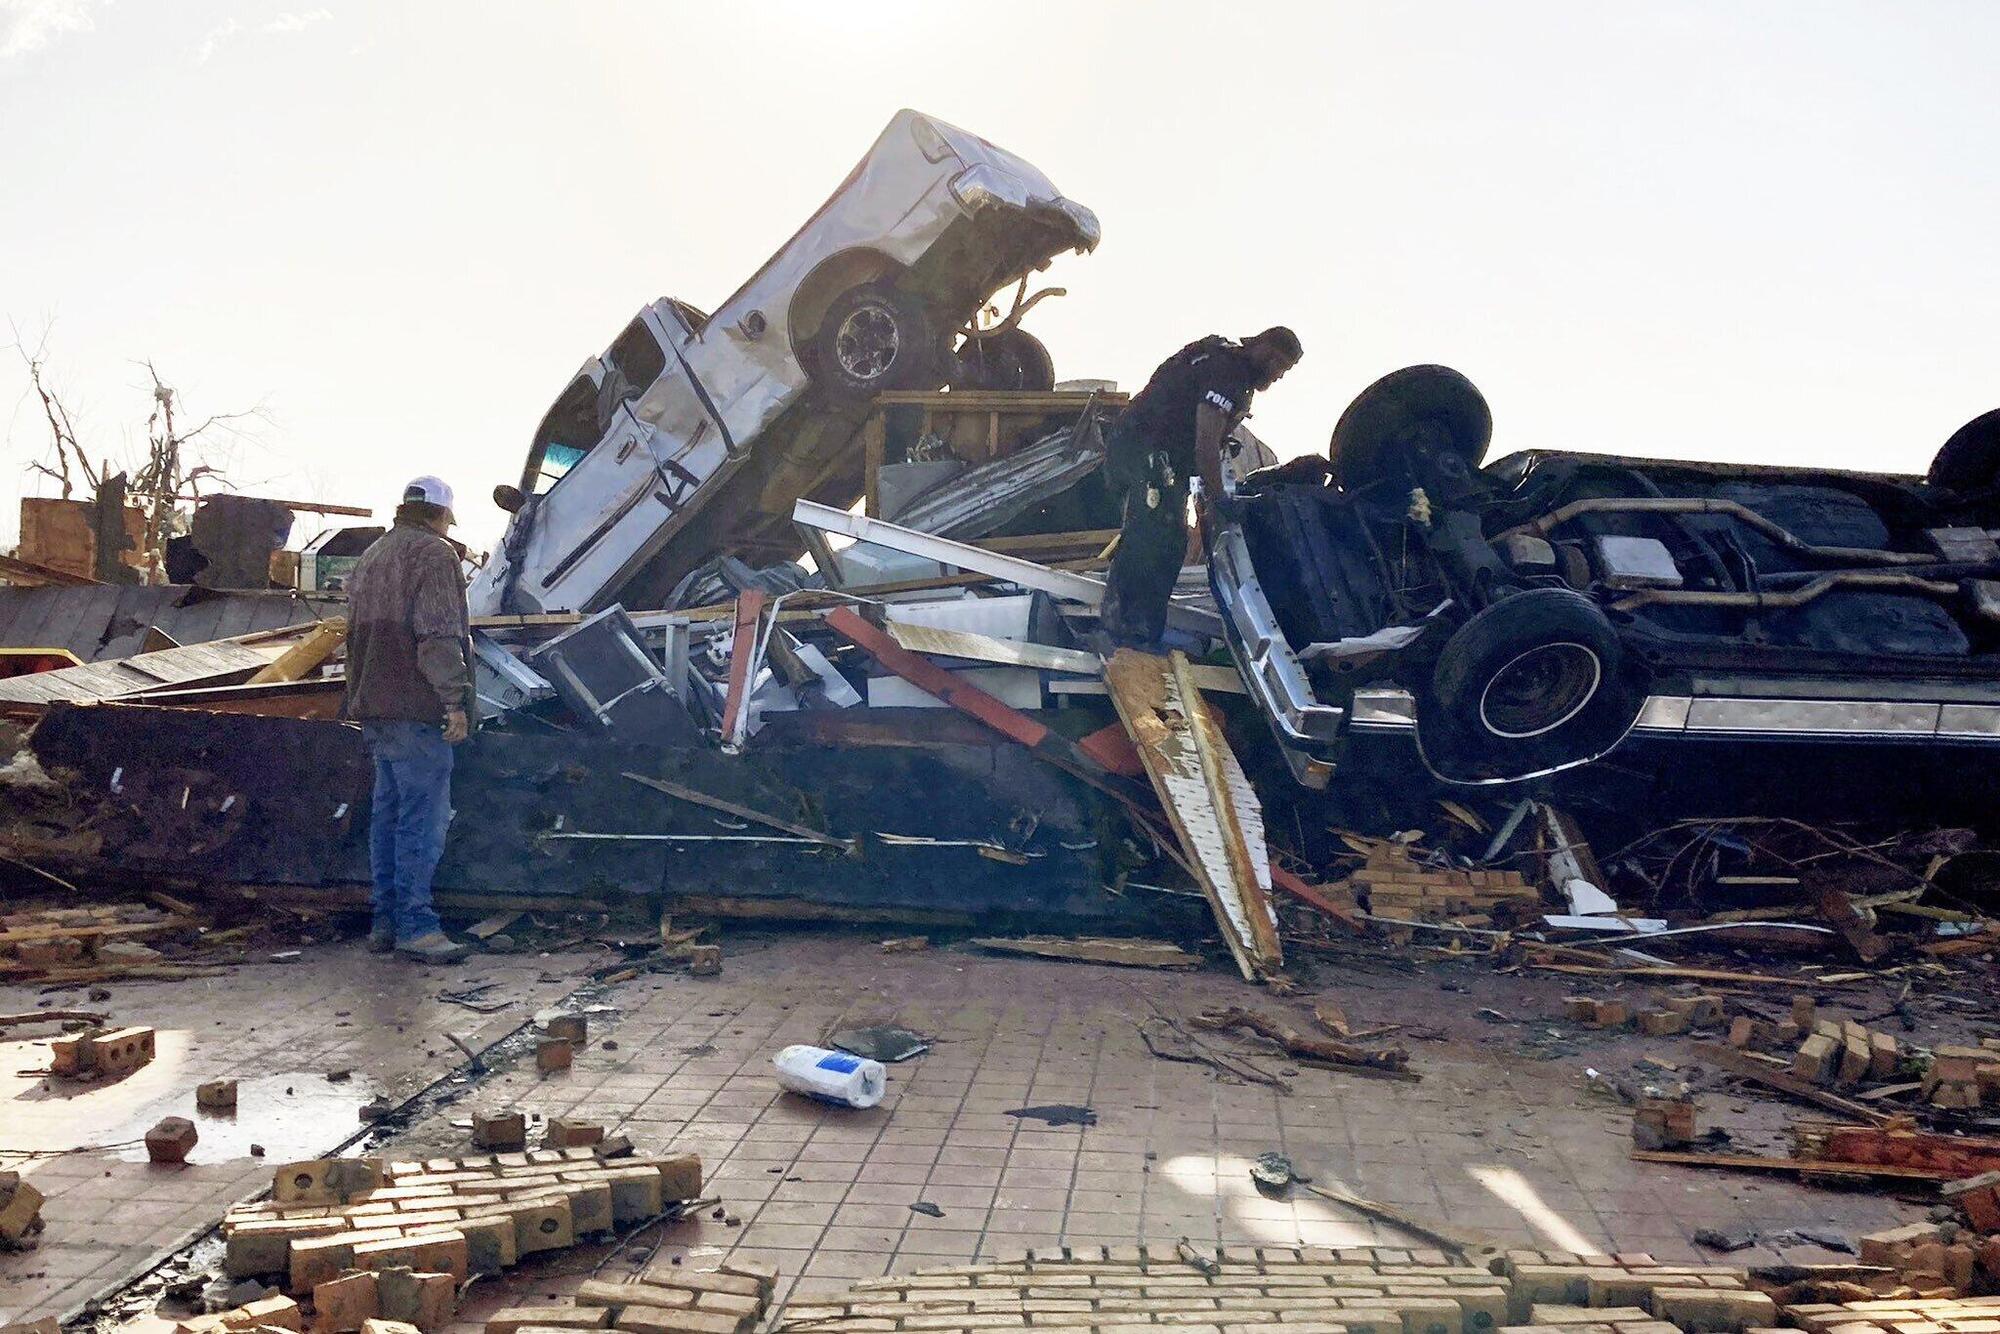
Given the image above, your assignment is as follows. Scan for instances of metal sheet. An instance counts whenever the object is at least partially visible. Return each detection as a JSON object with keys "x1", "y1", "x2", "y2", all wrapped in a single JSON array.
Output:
[
  {"x1": 885, "y1": 621, "x2": 1100, "y2": 675},
  {"x1": 866, "y1": 665, "x2": 1045, "y2": 711},
  {"x1": 795, "y1": 500, "x2": 1222, "y2": 637}
]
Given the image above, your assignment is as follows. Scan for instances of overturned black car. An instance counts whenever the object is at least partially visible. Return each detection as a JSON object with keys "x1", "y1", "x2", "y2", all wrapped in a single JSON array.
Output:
[{"x1": 1209, "y1": 365, "x2": 2000, "y2": 790}]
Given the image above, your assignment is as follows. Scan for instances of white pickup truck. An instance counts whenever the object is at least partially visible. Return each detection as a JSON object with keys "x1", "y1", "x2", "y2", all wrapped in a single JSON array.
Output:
[{"x1": 471, "y1": 110, "x2": 1099, "y2": 617}]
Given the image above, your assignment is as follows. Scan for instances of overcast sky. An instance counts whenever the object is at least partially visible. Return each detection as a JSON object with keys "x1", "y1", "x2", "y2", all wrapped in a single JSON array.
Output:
[{"x1": 3, "y1": 1, "x2": 1998, "y2": 554}]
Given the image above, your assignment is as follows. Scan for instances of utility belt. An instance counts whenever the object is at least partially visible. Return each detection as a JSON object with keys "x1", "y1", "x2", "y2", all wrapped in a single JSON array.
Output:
[{"x1": 1107, "y1": 431, "x2": 1188, "y2": 512}]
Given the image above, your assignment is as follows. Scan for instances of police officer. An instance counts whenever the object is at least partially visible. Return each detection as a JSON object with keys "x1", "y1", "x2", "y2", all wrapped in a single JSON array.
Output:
[{"x1": 1099, "y1": 327, "x2": 1303, "y2": 651}]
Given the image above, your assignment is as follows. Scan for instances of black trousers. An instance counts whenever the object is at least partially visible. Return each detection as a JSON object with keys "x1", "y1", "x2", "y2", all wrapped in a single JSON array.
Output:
[{"x1": 1101, "y1": 451, "x2": 1189, "y2": 650}]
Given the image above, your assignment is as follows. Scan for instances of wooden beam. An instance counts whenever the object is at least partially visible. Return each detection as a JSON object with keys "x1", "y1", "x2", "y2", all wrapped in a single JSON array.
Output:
[
  {"x1": 1688, "y1": 1041, "x2": 1889, "y2": 1124},
  {"x1": 247, "y1": 618, "x2": 347, "y2": 684},
  {"x1": 1633, "y1": 1148, "x2": 1948, "y2": 1183},
  {"x1": 180, "y1": 495, "x2": 373, "y2": 517}
]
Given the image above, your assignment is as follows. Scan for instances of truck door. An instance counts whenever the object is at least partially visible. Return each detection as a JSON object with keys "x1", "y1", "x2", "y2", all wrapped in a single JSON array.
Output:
[{"x1": 506, "y1": 308, "x2": 726, "y2": 612}]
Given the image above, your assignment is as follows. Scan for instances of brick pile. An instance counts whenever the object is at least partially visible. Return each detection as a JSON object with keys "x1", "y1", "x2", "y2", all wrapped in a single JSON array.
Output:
[
  {"x1": 1843, "y1": 1222, "x2": 2000, "y2": 1296},
  {"x1": 220, "y1": 1147, "x2": 702, "y2": 1294},
  {"x1": 1351, "y1": 846, "x2": 1540, "y2": 929},
  {"x1": 1784, "y1": 1295, "x2": 2000, "y2": 1334},
  {"x1": 773, "y1": 1244, "x2": 1783, "y2": 1334},
  {"x1": 0, "y1": 901, "x2": 188, "y2": 977},
  {"x1": 485, "y1": 1259, "x2": 775, "y2": 1334}
]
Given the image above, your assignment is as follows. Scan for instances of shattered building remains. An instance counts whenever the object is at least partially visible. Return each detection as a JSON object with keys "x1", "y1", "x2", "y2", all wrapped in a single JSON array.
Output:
[{"x1": 9, "y1": 108, "x2": 2000, "y2": 1334}]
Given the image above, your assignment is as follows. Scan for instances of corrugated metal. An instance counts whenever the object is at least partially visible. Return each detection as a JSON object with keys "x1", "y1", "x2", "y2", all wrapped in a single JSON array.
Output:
[{"x1": 0, "y1": 586, "x2": 340, "y2": 661}]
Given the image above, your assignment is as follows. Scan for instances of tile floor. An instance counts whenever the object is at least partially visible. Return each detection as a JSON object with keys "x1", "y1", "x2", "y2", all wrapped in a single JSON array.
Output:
[
  {"x1": 0, "y1": 931, "x2": 1930, "y2": 1329},
  {"x1": 0, "y1": 948, "x2": 595, "y2": 1325}
]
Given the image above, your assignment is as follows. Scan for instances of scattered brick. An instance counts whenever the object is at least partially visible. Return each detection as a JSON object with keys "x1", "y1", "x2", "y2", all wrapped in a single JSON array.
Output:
[
  {"x1": 545, "y1": 1119, "x2": 604, "y2": 1149},
  {"x1": 473, "y1": 1112, "x2": 528, "y2": 1151},
  {"x1": 0, "y1": 1174, "x2": 46, "y2": 1247},
  {"x1": 197, "y1": 1079, "x2": 239, "y2": 1110},
  {"x1": 146, "y1": 1115, "x2": 199, "y2": 1164},
  {"x1": 312, "y1": 1272, "x2": 380, "y2": 1333}
]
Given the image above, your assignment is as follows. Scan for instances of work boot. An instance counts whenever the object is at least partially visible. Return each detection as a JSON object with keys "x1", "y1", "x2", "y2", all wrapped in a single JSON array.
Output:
[
  {"x1": 367, "y1": 921, "x2": 395, "y2": 954},
  {"x1": 396, "y1": 931, "x2": 472, "y2": 964}
]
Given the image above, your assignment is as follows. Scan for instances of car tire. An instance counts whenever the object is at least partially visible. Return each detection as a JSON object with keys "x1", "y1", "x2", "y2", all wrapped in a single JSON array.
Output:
[
  {"x1": 1422, "y1": 587, "x2": 1640, "y2": 780},
  {"x1": 954, "y1": 329, "x2": 1056, "y2": 393},
  {"x1": 813, "y1": 284, "x2": 938, "y2": 398},
  {"x1": 1928, "y1": 407, "x2": 2000, "y2": 494}
]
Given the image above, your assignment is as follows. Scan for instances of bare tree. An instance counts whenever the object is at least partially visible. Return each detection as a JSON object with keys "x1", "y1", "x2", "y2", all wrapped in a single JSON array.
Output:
[{"x1": 10, "y1": 334, "x2": 268, "y2": 581}]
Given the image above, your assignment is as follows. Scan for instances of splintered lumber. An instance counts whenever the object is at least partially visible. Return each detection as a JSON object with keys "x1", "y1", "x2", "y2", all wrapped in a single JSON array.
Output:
[
  {"x1": 1633, "y1": 1148, "x2": 1953, "y2": 1183},
  {"x1": 1190, "y1": 1005, "x2": 1410, "y2": 1073},
  {"x1": 1690, "y1": 1041, "x2": 1890, "y2": 1124},
  {"x1": 969, "y1": 936, "x2": 1199, "y2": 969},
  {"x1": 0, "y1": 621, "x2": 330, "y2": 705},
  {"x1": 1104, "y1": 649, "x2": 1282, "y2": 981},
  {"x1": 1312, "y1": 1000, "x2": 1352, "y2": 1037},
  {"x1": 246, "y1": 618, "x2": 348, "y2": 684}
]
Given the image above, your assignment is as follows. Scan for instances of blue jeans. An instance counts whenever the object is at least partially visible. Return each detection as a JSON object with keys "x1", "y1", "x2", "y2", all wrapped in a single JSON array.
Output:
[{"x1": 362, "y1": 721, "x2": 454, "y2": 943}]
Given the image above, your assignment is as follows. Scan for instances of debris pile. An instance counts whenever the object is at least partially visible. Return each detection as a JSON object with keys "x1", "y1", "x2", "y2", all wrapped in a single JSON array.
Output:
[{"x1": 1, "y1": 900, "x2": 202, "y2": 983}]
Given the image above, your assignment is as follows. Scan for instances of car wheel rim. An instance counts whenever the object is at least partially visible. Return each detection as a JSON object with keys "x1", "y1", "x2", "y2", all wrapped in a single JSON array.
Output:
[
  {"x1": 834, "y1": 304, "x2": 900, "y2": 382},
  {"x1": 1478, "y1": 641, "x2": 1601, "y2": 740}
]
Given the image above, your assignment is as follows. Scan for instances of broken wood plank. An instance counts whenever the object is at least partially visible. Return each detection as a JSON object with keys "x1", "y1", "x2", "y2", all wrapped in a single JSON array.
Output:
[
  {"x1": 1105, "y1": 648, "x2": 1281, "y2": 981},
  {"x1": 1632, "y1": 1148, "x2": 1951, "y2": 1183},
  {"x1": 0, "y1": 1009, "x2": 106, "y2": 1029},
  {"x1": 969, "y1": 936, "x2": 1199, "y2": 969},
  {"x1": 1690, "y1": 1041, "x2": 1890, "y2": 1124},
  {"x1": 0, "y1": 918, "x2": 190, "y2": 946},
  {"x1": 246, "y1": 617, "x2": 347, "y2": 684},
  {"x1": 1312, "y1": 999, "x2": 1352, "y2": 1038},
  {"x1": 465, "y1": 911, "x2": 522, "y2": 942}
]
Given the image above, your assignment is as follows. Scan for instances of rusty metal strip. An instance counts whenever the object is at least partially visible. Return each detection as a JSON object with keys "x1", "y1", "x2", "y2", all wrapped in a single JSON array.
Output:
[
  {"x1": 1103, "y1": 648, "x2": 1280, "y2": 981},
  {"x1": 823, "y1": 607, "x2": 1193, "y2": 882}
]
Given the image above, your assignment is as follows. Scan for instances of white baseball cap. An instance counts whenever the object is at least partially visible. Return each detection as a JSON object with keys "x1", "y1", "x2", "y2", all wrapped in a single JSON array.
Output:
[{"x1": 402, "y1": 475, "x2": 455, "y2": 517}]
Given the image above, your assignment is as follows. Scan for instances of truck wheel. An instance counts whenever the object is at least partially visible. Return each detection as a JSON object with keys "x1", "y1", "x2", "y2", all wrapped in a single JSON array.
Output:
[
  {"x1": 814, "y1": 284, "x2": 937, "y2": 398},
  {"x1": 954, "y1": 329, "x2": 1055, "y2": 392},
  {"x1": 1329, "y1": 364, "x2": 1490, "y2": 493},
  {"x1": 1423, "y1": 587, "x2": 1639, "y2": 779},
  {"x1": 1928, "y1": 408, "x2": 2000, "y2": 494}
]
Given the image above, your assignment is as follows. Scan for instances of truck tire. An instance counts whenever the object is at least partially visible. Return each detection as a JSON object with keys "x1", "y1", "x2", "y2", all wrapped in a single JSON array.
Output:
[
  {"x1": 814, "y1": 284, "x2": 938, "y2": 398},
  {"x1": 954, "y1": 329, "x2": 1055, "y2": 392},
  {"x1": 1329, "y1": 364, "x2": 1490, "y2": 494},
  {"x1": 1928, "y1": 408, "x2": 2000, "y2": 494},
  {"x1": 1423, "y1": 587, "x2": 1639, "y2": 780}
]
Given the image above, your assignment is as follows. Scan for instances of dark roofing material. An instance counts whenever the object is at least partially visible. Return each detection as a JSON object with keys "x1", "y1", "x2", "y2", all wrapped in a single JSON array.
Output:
[{"x1": 0, "y1": 585, "x2": 341, "y2": 662}]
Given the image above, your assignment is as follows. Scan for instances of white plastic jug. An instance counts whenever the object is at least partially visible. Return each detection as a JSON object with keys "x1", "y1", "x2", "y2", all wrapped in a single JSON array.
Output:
[{"x1": 773, "y1": 1044, "x2": 886, "y2": 1108}]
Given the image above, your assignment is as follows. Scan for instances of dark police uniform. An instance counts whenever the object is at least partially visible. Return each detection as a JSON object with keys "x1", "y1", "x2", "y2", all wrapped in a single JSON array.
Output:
[{"x1": 1100, "y1": 336, "x2": 1259, "y2": 648}]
